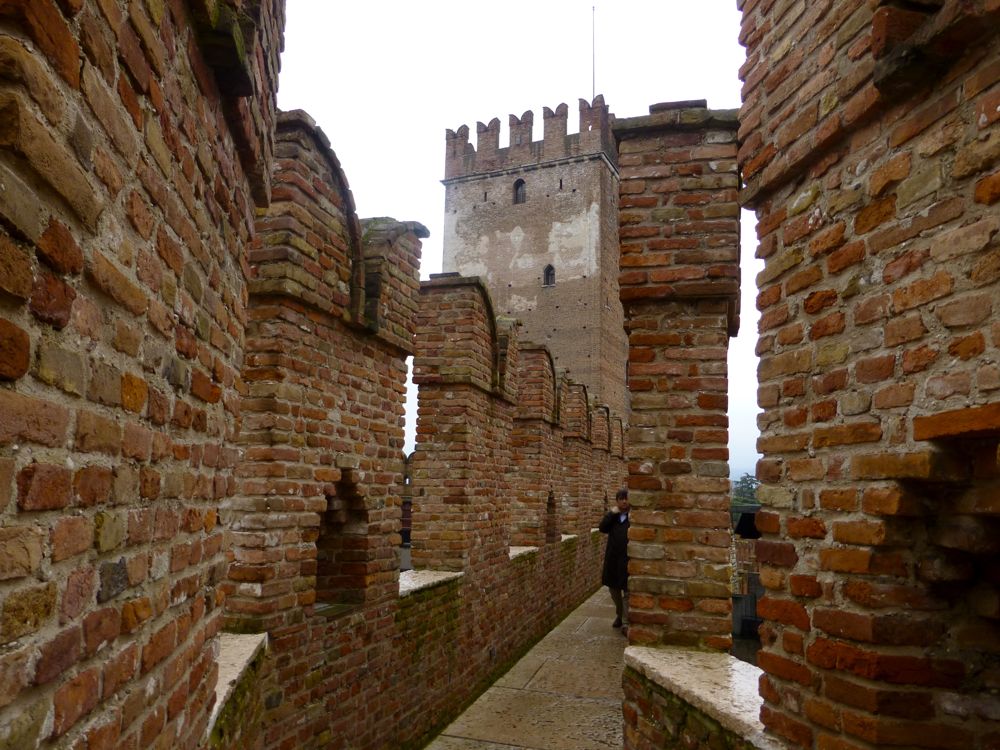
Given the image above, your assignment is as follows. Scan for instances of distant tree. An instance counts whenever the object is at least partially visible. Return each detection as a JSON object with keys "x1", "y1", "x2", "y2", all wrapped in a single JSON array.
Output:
[{"x1": 731, "y1": 472, "x2": 759, "y2": 504}]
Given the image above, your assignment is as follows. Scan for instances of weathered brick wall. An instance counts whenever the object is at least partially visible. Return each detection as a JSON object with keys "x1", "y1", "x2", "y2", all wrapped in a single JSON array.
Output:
[
  {"x1": 614, "y1": 102, "x2": 741, "y2": 651},
  {"x1": 0, "y1": 4, "x2": 629, "y2": 749},
  {"x1": 0, "y1": 1, "x2": 282, "y2": 747},
  {"x1": 740, "y1": 1, "x2": 1000, "y2": 747},
  {"x1": 623, "y1": 666, "x2": 762, "y2": 750}
]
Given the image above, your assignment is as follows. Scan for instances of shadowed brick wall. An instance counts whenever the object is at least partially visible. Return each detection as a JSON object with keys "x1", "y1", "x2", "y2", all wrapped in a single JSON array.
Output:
[
  {"x1": 613, "y1": 102, "x2": 741, "y2": 651},
  {"x1": 740, "y1": 1, "x2": 1000, "y2": 747}
]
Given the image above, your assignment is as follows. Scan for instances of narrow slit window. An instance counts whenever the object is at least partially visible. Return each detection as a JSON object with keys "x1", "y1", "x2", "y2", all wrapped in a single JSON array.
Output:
[
  {"x1": 513, "y1": 179, "x2": 526, "y2": 204},
  {"x1": 543, "y1": 264, "x2": 555, "y2": 287}
]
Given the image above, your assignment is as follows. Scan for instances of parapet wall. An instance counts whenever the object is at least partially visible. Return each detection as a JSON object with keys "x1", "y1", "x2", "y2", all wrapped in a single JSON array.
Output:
[
  {"x1": 740, "y1": 2, "x2": 1000, "y2": 748},
  {"x1": 445, "y1": 95, "x2": 618, "y2": 180},
  {"x1": 410, "y1": 273, "x2": 626, "y2": 570}
]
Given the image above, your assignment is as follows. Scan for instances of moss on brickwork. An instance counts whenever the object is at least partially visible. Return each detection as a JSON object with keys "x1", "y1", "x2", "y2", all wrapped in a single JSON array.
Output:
[
  {"x1": 0, "y1": 698, "x2": 46, "y2": 750},
  {"x1": 207, "y1": 641, "x2": 269, "y2": 750},
  {"x1": 623, "y1": 666, "x2": 760, "y2": 750}
]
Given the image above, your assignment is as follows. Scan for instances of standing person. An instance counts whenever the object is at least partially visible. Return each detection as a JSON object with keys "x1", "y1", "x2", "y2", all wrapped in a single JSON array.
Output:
[{"x1": 600, "y1": 488, "x2": 630, "y2": 632}]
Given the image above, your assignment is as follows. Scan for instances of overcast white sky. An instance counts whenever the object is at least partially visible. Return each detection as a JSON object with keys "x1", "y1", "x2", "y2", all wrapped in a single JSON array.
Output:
[{"x1": 277, "y1": 0, "x2": 762, "y2": 478}]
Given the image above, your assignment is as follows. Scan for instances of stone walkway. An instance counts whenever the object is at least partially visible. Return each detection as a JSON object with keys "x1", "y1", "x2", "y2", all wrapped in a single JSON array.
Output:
[{"x1": 425, "y1": 589, "x2": 626, "y2": 750}]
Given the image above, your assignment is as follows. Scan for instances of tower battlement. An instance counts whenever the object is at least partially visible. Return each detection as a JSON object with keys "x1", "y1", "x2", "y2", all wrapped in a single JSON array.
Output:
[{"x1": 444, "y1": 96, "x2": 617, "y2": 181}]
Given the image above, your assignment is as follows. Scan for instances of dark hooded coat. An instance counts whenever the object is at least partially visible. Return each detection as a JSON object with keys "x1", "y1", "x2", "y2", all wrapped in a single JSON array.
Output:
[{"x1": 599, "y1": 510, "x2": 629, "y2": 589}]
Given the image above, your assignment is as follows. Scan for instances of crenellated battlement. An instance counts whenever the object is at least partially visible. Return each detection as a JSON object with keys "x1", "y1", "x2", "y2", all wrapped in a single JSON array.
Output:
[{"x1": 444, "y1": 95, "x2": 617, "y2": 181}]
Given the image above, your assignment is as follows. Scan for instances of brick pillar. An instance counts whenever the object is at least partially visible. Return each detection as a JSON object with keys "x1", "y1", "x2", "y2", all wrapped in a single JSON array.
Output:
[
  {"x1": 410, "y1": 274, "x2": 514, "y2": 572},
  {"x1": 614, "y1": 102, "x2": 740, "y2": 649}
]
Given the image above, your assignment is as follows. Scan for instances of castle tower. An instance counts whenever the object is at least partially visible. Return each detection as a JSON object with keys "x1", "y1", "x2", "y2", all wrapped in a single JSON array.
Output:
[{"x1": 442, "y1": 96, "x2": 627, "y2": 418}]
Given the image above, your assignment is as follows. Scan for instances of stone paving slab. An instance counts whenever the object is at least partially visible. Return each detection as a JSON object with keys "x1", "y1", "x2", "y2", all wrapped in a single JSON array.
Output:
[{"x1": 425, "y1": 589, "x2": 625, "y2": 750}]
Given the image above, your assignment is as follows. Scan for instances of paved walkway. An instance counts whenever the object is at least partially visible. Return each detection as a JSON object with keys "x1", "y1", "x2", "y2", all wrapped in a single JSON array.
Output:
[{"x1": 426, "y1": 589, "x2": 626, "y2": 750}]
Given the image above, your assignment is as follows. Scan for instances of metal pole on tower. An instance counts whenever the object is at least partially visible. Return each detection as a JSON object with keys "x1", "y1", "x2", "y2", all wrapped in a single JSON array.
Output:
[{"x1": 592, "y1": 6, "x2": 596, "y2": 101}]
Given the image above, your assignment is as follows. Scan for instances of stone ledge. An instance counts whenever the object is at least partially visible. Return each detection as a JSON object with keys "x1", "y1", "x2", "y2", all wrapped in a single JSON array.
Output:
[
  {"x1": 509, "y1": 546, "x2": 537, "y2": 559},
  {"x1": 625, "y1": 646, "x2": 789, "y2": 750},
  {"x1": 207, "y1": 632, "x2": 268, "y2": 744},
  {"x1": 399, "y1": 569, "x2": 464, "y2": 597}
]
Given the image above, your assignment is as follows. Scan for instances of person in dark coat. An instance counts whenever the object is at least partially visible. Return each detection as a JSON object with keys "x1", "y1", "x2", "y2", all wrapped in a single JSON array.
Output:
[{"x1": 600, "y1": 488, "x2": 630, "y2": 631}]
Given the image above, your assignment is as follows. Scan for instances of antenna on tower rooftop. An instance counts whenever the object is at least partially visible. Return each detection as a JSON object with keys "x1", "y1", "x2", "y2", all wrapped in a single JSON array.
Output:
[{"x1": 591, "y1": 6, "x2": 596, "y2": 101}]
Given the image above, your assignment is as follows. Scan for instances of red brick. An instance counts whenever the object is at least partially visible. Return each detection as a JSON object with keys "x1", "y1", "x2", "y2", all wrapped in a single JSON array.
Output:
[
  {"x1": 121, "y1": 597, "x2": 153, "y2": 634},
  {"x1": 75, "y1": 410, "x2": 121, "y2": 454},
  {"x1": 975, "y1": 169, "x2": 1000, "y2": 204},
  {"x1": 854, "y1": 195, "x2": 896, "y2": 235},
  {"x1": 121, "y1": 371, "x2": 148, "y2": 413},
  {"x1": 53, "y1": 667, "x2": 100, "y2": 736},
  {"x1": 141, "y1": 620, "x2": 177, "y2": 674},
  {"x1": 871, "y1": 6, "x2": 930, "y2": 58},
  {"x1": 804, "y1": 289, "x2": 837, "y2": 314},
  {"x1": 83, "y1": 607, "x2": 120, "y2": 657},
  {"x1": 29, "y1": 269, "x2": 76, "y2": 329},
  {"x1": 870, "y1": 152, "x2": 911, "y2": 196},
  {"x1": 827, "y1": 241, "x2": 865, "y2": 274},
  {"x1": 809, "y1": 311, "x2": 845, "y2": 339},
  {"x1": 125, "y1": 190, "x2": 154, "y2": 239},
  {"x1": 191, "y1": 368, "x2": 221, "y2": 403},
  {"x1": 761, "y1": 705, "x2": 815, "y2": 748},
  {"x1": 0, "y1": 231, "x2": 34, "y2": 300},
  {"x1": 74, "y1": 465, "x2": 113, "y2": 506},
  {"x1": 813, "y1": 423, "x2": 882, "y2": 447},
  {"x1": 819, "y1": 488, "x2": 858, "y2": 511},
  {"x1": 820, "y1": 548, "x2": 872, "y2": 574},
  {"x1": 758, "y1": 596, "x2": 811, "y2": 630},
  {"x1": 788, "y1": 516, "x2": 827, "y2": 539},
  {"x1": 36, "y1": 217, "x2": 84, "y2": 274},
  {"x1": 86, "y1": 251, "x2": 148, "y2": 315},
  {"x1": 0, "y1": 318, "x2": 30, "y2": 380},
  {"x1": 891, "y1": 271, "x2": 953, "y2": 313},
  {"x1": 103, "y1": 643, "x2": 137, "y2": 698},
  {"x1": 51, "y1": 516, "x2": 93, "y2": 562},
  {"x1": 17, "y1": 462, "x2": 72, "y2": 510},
  {"x1": 34, "y1": 626, "x2": 81, "y2": 684},
  {"x1": 873, "y1": 383, "x2": 915, "y2": 409},
  {"x1": 855, "y1": 355, "x2": 895, "y2": 383},
  {"x1": 757, "y1": 540, "x2": 798, "y2": 567},
  {"x1": 15, "y1": 0, "x2": 82, "y2": 88},
  {"x1": 948, "y1": 331, "x2": 985, "y2": 360},
  {"x1": 789, "y1": 574, "x2": 822, "y2": 598},
  {"x1": 902, "y1": 344, "x2": 938, "y2": 374},
  {"x1": 914, "y1": 402, "x2": 1000, "y2": 440},
  {"x1": 60, "y1": 567, "x2": 96, "y2": 622}
]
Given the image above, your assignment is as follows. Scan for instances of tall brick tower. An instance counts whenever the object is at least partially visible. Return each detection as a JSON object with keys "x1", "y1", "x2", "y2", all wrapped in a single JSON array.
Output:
[{"x1": 442, "y1": 96, "x2": 627, "y2": 418}]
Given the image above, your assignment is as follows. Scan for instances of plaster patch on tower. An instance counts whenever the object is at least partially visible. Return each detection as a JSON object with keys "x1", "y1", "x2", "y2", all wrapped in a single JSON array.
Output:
[
  {"x1": 508, "y1": 293, "x2": 537, "y2": 313},
  {"x1": 546, "y1": 203, "x2": 600, "y2": 277}
]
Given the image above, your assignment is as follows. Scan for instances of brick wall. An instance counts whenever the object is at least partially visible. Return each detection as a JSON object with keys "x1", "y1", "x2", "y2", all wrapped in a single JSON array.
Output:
[
  {"x1": 0, "y1": 1, "x2": 282, "y2": 747},
  {"x1": 740, "y1": 1, "x2": 1000, "y2": 747},
  {"x1": 0, "y1": 3, "x2": 629, "y2": 749},
  {"x1": 613, "y1": 102, "x2": 741, "y2": 651},
  {"x1": 622, "y1": 667, "x2": 761, "y2": 750}
]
